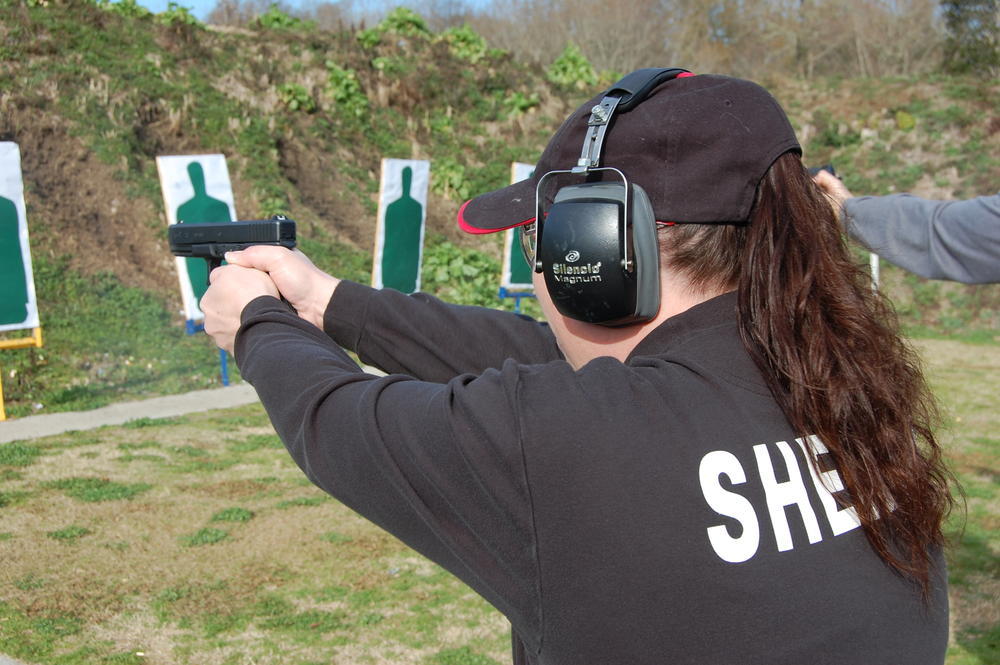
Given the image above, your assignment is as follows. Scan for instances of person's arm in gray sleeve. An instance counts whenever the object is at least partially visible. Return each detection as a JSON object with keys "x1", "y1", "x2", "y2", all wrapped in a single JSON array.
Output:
[
  {"x1": 843, "y1": 193, "x2": 1000, "y2": 284},
  {"x1": 812, "y1": 171, "x2": 999, "y2": 284}
]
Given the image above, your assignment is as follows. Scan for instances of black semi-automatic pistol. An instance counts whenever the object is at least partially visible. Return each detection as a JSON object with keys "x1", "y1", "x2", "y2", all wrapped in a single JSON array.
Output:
[{"x1": 168, "y1": 215, "x2": 297, "y2": 281}]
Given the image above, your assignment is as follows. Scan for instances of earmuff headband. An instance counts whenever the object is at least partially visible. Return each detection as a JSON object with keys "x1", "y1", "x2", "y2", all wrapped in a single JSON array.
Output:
[
  {"x1": 530, "y1": 67, "x2": 691, "y2": 326},
  {"x1": 534, "y1": 67, "x2": 691, "y2": 274}
]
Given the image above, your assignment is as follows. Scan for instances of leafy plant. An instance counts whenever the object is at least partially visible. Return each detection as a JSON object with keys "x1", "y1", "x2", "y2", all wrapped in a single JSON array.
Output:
[
  {"x1": 277, "y1": 82, "x2": 316, "y2": 113},
  {"x1": 156, "y1": 2, "x2": 200, "y2": 28},
  {"x1": 356, "y1": 27, "x2": 382, "y2": 49},
  {"x1": 503, "y1": 91, "x2": 540, "y2": 117},
  {"x1": 438, "y1": 24, "x2": 490, "y2": 64},
  {"x1": 378, "y1": 7, "x2": 430, "y2": 37},
  {"x1": 546, "y1": 43, "x2": 597, "y2": 89},
  {"x1": 357, "y1": 6, "x2": 429, "y2": 49},
  {"x1": 431, "y1": 157, "x2": 472, "y2": 201},
  {"x1": 98, "y1": 0, "x2": 151, "y2": 19},
  {"x1": 371, "y1": 55, "x2": 410, "y2": 76},
  {"x1": 421, "y1": 238, "x2": 502, "y2": 308},
  {"x1": 254, "y1": 3, "x2": 310, "y2": 30},
  {"x1": 326, "y1": 62, "x2": 368, "y2": 118},
  {"x1": 895, "y1": 109, "x2": 916, "y2": 131}
]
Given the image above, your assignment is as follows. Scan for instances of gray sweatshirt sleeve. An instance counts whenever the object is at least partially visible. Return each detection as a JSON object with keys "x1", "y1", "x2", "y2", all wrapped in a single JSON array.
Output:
[{"x1": 844, "y1": 192, "x2": 1000, "y2": 284}]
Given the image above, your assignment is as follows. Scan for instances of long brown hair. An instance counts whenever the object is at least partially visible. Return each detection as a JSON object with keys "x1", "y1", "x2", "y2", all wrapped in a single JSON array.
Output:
[{"x1": 662, "y1": 152, "x2": 953, "y2": 594}]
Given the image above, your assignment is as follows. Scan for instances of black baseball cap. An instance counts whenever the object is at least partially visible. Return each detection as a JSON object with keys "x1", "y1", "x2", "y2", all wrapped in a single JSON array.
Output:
[{"x1": 457, "y1": 73, "x2": 801, "y2": 234}]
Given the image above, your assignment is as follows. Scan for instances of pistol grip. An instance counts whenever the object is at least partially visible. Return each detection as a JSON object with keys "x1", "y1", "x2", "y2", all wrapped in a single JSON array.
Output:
[{"x1": 206, "y1": 257, "x2": 223, "y2": 285}]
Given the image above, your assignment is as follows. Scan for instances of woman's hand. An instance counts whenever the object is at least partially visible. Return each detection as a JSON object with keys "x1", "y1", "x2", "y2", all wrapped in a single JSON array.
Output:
[
  {"x1": 200, "y1": 263, "x2": 280, "y2": 354},
  {"x1": 221, "y1": 246, "x2": 340, "y2": 330}
]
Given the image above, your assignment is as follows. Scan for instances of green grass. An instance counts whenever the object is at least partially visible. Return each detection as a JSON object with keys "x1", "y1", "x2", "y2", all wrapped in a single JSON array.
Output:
[
  {"x1": 0, "y1": 3, "x2": 553, "y2": 419},
  {"x1": 275, "y1": 495, "x2": 329, "y2": 509},
  {"x1": 228, "y1": 432, "x2": 284, "y2": 452},
  {"x1": 211, "y1": 507, "x2": 254, "y2": 522},
  {"x1": 0, "y1": 339, "x2": 996, "y2": 663},
  {"x1": 430, "y1": 646, "x2": 503, "y2": 665},
  {"x1": 123, "y1": 416, "x2": 182, "y2": 429},
  {"x1": 0, "y1": 255, "x2": 236, "y2": 418},
  {"x1": 42, "y1": 477, "x2": 152, "y2": 502},
  {"x1": 0, "y1": 405, "x2": 510, "y2": 663},
  {"x1": 180, "y1": 527, "x2": 229, "y2": 547},
  {"x1": 320, "y1": 531, "x2": 353, "y2": 544},
  {"x1": 46, "y1": 525, "x2": 92, "y2": 542},
  {"x1": 13, "y1": 574, "x2": 45, "y2": 591},
  {"x1": 0, "y1": 442, "x2": 42, "y2": 466},
  {"x1": 0, "y1": 5, "x2": 997, "y2": 660}
]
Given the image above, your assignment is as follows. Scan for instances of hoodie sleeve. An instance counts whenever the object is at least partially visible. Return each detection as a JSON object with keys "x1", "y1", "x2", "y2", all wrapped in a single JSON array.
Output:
[
  {"x1": 322, "y1": 280, "x2": 563, "y2": 382},
  {"x1": 233, "y1": 295, "x2": 543, "y2": 652}
]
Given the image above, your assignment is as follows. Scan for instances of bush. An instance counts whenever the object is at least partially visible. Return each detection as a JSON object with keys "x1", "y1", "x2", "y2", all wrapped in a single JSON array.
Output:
[
  {"x1": 547, "y1": 43, "x2": 597, "y2": 89},
  {"x1": 357, "y1": 6, "x2": 430, "y2": 48},
  {"x1": 326, "y1": 62, "x2": 368, "y2": 118},
  {"x1": 156, "y1": 2, "x2": 200, "y2": 28},
  {"x1": 431, "y1": 157, "x2": 472, "y2": 201},
  {"x1": 421, "y1": 239, "x2": 502, "y2": 309},
  {"x1": 895, "y1": 110, "x2": 916, "y2": 131},
  {"x1": 254, "y1": 3, "x2": 312, "y2": 31},
  {"x1": 277, "y1": 82, "x2": 316, "y2": 113},
  {"x1": 379, "y1": 7, "x2": 429, "y2": 37},
  {"x1": 438, "y1": 24, "x2": 490, "y2": 64},
  {"x1": 98, "y1": 0, "x2": 151, "y2": 19},
  {"x1": 503, "y1": 91, "x2": 540, "y2": 117}
]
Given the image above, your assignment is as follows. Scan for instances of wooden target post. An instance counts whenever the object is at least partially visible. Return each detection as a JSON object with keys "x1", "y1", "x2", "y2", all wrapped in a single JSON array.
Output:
[{"x1": 0, "y1": 328, "x2": 43, "y2": 421}]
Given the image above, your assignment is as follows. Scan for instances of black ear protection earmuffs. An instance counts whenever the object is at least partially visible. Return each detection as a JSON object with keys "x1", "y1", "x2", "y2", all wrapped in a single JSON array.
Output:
[{"x1": 528, "y1": 67, "x2": 689, "y2": 327}]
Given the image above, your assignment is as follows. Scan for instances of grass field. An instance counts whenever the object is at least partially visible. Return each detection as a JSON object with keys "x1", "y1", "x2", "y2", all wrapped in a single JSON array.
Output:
[{"x1": 0, "y1": 337, "x2": 997, "y2": 665}]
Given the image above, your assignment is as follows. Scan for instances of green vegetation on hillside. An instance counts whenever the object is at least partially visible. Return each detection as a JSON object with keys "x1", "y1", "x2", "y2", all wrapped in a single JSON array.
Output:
[
  {"x1": 0, "y1": 2, "x2": 997, "y2": 417},
  {"x1": 0, "y1": 2, "x2": 556, "y2": 415}
]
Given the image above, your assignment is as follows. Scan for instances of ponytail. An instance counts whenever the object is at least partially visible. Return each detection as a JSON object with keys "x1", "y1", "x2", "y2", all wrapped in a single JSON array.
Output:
[
  {"x1": 738, "y1": 153, "x2": 952, "y2": 593},
  {"x1": 661, "y1": 152, "x2": 953, "y2": 594}
]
